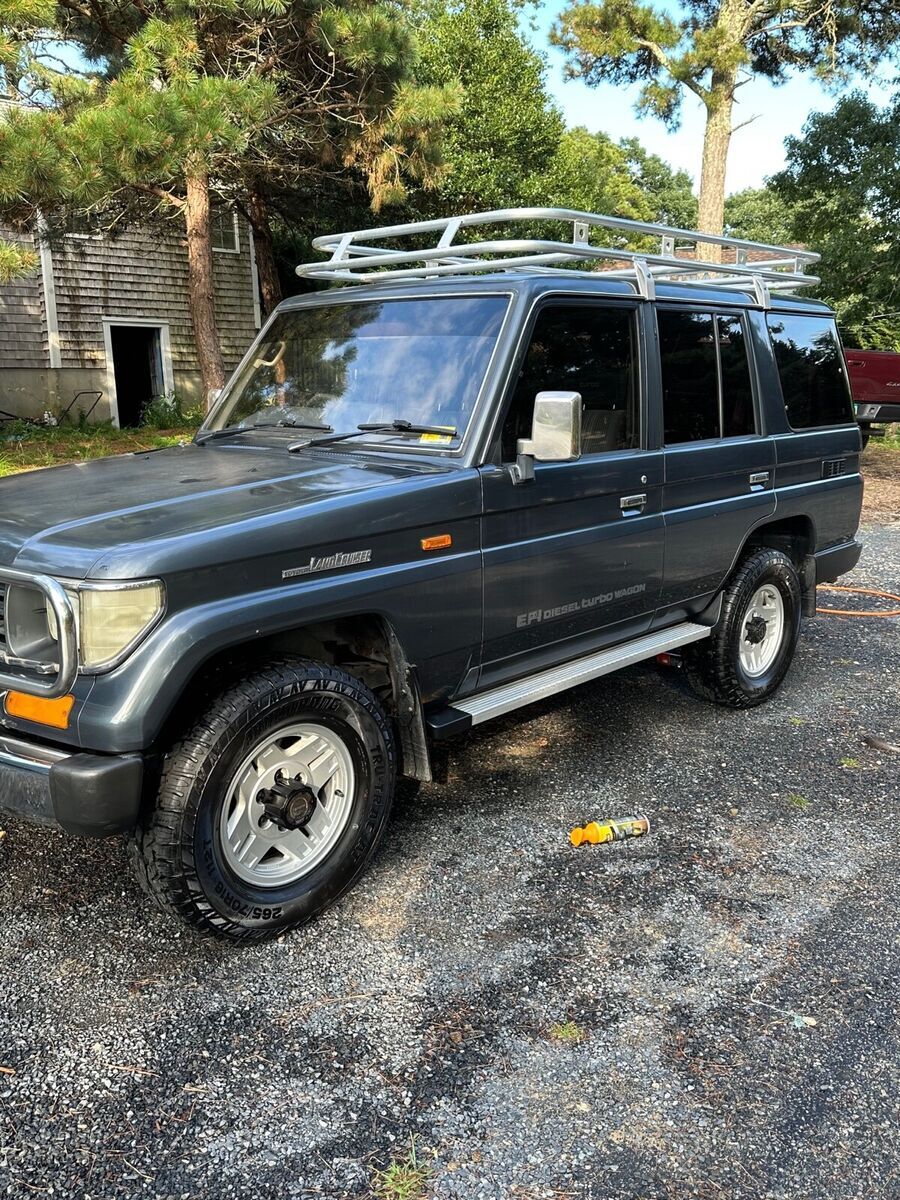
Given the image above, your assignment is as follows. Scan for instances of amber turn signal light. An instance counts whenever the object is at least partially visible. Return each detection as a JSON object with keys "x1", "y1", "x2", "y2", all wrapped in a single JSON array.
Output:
[
  {"x1": 420, "y1": 533, "x2": 452, "y2": 552},
  {"x1": 4, "y1": 691, "x2": 75, "y2": 730}
]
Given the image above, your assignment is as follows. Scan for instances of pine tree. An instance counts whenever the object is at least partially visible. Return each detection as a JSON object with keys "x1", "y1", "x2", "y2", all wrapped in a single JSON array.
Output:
[
  {"x1": 0, "y1": 0, "x2": 63, "y2": 280},
  {"x1": 552, "y1": 0, "x2": 900, "y2": 247}
]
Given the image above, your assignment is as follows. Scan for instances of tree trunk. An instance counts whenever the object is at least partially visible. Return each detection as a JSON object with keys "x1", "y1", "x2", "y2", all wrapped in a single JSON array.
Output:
[
  {"x1": 697, "y1": 72, "x2": 736, "y2": 262},
  {"x1": 184, "y1": 169, "x2": 226, "y2": 408},
  {"x1": 248, "y1": 188, "x2": 282, "y2": 317}
]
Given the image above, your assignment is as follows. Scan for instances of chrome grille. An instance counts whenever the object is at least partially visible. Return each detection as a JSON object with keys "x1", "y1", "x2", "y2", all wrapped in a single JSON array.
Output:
[{"x1": 0, "y1": 584, "x2": 6, "y2": 654}]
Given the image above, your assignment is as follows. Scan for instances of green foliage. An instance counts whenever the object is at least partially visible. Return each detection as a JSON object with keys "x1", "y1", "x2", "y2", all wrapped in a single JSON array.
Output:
[
  {"x1": 545, "y1": 126, "x2": 647, "y2": 219},
  {"x1": 414, "y1": 0, "x2": 565, "y2": 213},
  {"x1": 551, "y1": 0, "x2": 900, "y2": 233},
  {"x1": 786, "y1": 793, "x2": 810, "y2": 809},
  {"x1": 620, "y1": 136, "x2": 697, "y2": 227},
  {"x1": 553, "y1": 0, "x2": 900, "y2": 126},
  {"x1": 772, "y1": 92, "x2": 900, "y2": 334},
  {"x1": 724, "y1": 187, "x2": 796, "y2": 244},
  {"x1": 0, "y1": 235, "x2": 36, "y2": 280},
  {"x1": 550, "y1": 1020, "x2": 584, "y2": 1042},
  {"x1": 140, "y1": 393, "x2": 205, "y2": 429},
  {"x1": 371, "y1": 1141, "x2": 431, "y2": 1200}
]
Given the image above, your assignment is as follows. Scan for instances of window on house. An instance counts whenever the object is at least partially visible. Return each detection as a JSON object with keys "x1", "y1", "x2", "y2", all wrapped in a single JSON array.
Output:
[
  {"x1": 211, "y1": 209, "x2": 239, "y2": 253},
  {"x1": 502, "y1": 304, "x2": 639, "y2": 460},
  {"x1": 767, "y1": 313, "x2": 853, "y2": 429},
  {"x1": 659, "y1": 308, "x2": 757, "y2": 443},
  {"x1": 64, "y1": 213, "x2": 103, "y2": 239}
]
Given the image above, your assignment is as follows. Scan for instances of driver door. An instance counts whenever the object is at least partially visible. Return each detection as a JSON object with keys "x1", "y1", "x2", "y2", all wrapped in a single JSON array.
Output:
[{"x1": 478, "y1": 299, "x2": 665, "y2": 690}]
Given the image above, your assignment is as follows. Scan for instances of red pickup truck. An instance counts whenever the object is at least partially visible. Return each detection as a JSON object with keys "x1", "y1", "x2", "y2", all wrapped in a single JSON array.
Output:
[{"x1": 844, "y1": 347, "x2": 900, "y2": 446}]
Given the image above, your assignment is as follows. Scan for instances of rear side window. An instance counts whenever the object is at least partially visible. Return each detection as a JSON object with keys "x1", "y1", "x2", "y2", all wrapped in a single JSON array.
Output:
[
  {"x1": 658, "y1": 309, "x2": 756, "y2": 444},
  {"x1": 767, "y1": 314, "x2": 853, "y2": 429}
]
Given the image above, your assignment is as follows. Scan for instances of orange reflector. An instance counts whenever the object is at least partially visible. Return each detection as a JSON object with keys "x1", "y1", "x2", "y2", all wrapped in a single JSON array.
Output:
[
  {"x1": 421, "y1": 533, "x2": 452, "y2": 552},
  {"x1": 4, "y1": 691, "x2": 75, "y2": 730}
]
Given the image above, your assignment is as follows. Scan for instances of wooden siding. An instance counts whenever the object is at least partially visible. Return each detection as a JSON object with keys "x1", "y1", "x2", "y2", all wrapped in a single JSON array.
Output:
[
  {"x1": 50, "y1": 217, "x2": 259, "y2": 378},
  {"x1": 0, "y1": 230, "x2": 47, "y2": 369}
]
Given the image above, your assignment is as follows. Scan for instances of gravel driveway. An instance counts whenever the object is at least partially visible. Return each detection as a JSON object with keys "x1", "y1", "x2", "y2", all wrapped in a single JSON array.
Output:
[{"x1": 1, "y1": 519, "x2": 898, "y2": 1200}]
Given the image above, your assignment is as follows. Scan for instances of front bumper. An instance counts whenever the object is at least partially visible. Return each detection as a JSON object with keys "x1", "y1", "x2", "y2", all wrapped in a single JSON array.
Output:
[{"x1": 0, "y1": 733, "x2": 143, "y2": 836}]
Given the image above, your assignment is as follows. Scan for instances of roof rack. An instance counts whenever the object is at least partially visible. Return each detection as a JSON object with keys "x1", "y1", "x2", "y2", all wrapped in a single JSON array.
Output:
[{"x1": 295, "y1": 207, "x2": 819, "y2": 307}]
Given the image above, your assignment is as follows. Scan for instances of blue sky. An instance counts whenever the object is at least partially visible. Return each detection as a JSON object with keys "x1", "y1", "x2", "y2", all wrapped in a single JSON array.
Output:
[{"x1": 524, "y1": 2, "x2": 894, "y2": 194}]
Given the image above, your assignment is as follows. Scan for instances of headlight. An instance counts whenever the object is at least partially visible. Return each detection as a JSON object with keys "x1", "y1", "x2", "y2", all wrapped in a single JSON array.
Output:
[
  {"x1": 7, "y1": 579, "x2": 164, "y2": 672},
  {"x1": 75, "y1": 581, "x2": 166, "y2": 670}
]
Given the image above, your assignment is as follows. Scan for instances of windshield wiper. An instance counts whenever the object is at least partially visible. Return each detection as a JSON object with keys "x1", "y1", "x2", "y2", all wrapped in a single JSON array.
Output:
[
  {"x1": 290, "y1": 419, "x2": 458, "y2": 452},
  {"x1": 197, "y1": 419, "x2": 333, "y2": 444}
]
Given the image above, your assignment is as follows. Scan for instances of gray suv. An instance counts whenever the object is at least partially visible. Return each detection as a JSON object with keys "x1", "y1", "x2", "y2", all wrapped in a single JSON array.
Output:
[{"x1": 0, "y1": 210, "x2": 863, "y2": 940}]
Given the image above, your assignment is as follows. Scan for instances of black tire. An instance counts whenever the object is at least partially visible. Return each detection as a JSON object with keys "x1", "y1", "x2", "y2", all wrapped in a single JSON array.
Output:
[
  {"x1": 128, "y1": 659, "x2": 396, "y2": 941},
  {"x1": 682, "y1": 548, "x2": 802, "y2": 709},
  {"x1": 860, "y1": 429, "x2": 870, "y2": 450}
]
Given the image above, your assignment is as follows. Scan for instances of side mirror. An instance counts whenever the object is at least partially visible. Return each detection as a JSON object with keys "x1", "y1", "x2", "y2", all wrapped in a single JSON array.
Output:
[{"x1": 513, "y1": 390, "x2": 582, "y2": 483}]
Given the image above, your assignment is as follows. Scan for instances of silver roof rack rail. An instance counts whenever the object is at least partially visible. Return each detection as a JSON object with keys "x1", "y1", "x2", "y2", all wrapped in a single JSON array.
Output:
[{"x1": 295, "y1": 208, "x2": 819, "y2": 306}]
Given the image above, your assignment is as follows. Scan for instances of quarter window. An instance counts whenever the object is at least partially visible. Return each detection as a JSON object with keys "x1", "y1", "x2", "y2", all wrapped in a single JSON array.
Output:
[
  {"x1": 767, "y1": 314, "x2": 853, "y2": 429},
  {"x1": 502, "y1": 304, "x2": 638, "y2": 459},
  {"x1": 658, "y1": 309, "x2": 757, "y2": 444},
  {"x1": 718, "y1": 314, "x2": 755, "y2": 437}
]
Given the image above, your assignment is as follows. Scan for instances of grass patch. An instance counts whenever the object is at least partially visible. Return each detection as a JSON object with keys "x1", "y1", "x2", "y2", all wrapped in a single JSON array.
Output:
[
  {"x1": 786, "y1": 793, "x2": 810, "y2": 809},
  {"x1": 370, "y1": 1142, "x2": 431, "y2": 1200},
  {"x1": 549, "y1": 1020, "x2": 584, "y2": 1043},
  {"x1": 0, "y1": 421, "x2": 200, "y2": 478},
  {"x1": 840, "y1": 757, "x2": 861, "y2": 769}
]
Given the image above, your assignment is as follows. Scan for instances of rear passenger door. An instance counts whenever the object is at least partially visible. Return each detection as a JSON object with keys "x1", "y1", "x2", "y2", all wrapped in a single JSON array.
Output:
[{"x1": 658, "y1": 306, "x2": 776, "y2": 612}]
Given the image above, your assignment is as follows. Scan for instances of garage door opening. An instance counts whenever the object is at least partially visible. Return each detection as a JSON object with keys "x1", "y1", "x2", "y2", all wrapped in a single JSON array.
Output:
[{"x1": 108, "y1": 324, "x2": 165, "y2": 427}]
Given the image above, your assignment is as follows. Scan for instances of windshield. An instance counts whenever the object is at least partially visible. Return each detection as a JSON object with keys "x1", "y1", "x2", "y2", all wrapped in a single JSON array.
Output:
[{"x1": 206, "y1": 295, "x2": 509, "y2": 448}]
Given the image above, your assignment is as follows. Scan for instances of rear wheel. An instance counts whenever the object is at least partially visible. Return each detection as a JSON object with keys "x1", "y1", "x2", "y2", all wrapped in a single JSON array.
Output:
[
  {"x1": 683, "y1": 548, "x2": 802, "y2": 708},
  {"x1": 129, "y1": 659, "x2": 396, "y2": 940}
]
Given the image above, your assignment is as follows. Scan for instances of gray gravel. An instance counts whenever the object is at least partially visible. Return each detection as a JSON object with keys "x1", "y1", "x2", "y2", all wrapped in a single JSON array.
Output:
[{"x1": 1, "y1": 518, "x2": 898, "y2": 1200}]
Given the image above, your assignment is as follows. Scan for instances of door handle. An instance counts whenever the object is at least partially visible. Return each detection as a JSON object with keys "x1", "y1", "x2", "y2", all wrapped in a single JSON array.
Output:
[
  {"x1": 620, "y1": 493, "x2": 647, "y2": 514},
  {"x1": 749, "y1": 471, "x2": 770, "y2": 491}
]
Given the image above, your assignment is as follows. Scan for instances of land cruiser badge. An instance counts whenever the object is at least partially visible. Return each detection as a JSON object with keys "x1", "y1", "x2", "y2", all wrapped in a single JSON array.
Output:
[{"x1": 283, "y1": 549, "x2": 373, "y2": 579}]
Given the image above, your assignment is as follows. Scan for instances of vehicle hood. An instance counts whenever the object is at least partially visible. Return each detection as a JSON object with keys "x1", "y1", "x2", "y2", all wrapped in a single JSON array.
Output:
[{"x1": 0, "y1": 442, "x2": 457, "y2": 579}]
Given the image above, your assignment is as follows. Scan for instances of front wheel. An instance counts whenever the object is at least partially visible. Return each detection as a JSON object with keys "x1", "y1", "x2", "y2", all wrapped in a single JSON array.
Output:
[
  {"x1": 129, "y1": 659, "x2": 397, "y2": 940},
  {"x1": 683, "y1": 548, "x2": 802, "y2": 708}
]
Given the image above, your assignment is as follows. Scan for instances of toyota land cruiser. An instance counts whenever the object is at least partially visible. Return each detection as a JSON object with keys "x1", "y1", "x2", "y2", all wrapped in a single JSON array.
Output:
[{"x1": 0, "y1": 209, "x2": 863, "y2": 940}]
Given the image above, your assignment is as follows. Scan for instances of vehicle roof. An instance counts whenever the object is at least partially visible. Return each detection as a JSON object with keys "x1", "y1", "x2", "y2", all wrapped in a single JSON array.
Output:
[{"x1": 280, "y1": 270, "x2": 834, "y2": 315}]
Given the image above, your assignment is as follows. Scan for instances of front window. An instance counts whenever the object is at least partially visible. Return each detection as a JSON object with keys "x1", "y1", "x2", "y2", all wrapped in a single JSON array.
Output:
[{"x1": 209, "y1": 295, "x2": 509, "y2": 448}]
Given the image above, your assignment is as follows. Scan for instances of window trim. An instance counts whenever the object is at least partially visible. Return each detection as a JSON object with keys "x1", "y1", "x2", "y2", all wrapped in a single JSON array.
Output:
[
  {"x1": 656, "y1": 303, "x2": 760, "y2": 446},
  {"x1": 491, "y1": 294, "x2": 645, "y2": 464},
  {"x1": 766, "y1": 311, "x2": 856, "y2": 433},
  {"x1": 211, "y1": 209, "x2": 241, "y2": 255}
]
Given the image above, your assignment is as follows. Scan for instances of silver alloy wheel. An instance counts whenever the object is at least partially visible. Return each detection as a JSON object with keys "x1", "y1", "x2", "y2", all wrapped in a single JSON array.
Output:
[
  {"x1": 739, "y1": 584, "x2": 785, "y2": 678},
  {"x1": 219, "y1": 723, "x2": 355, "y2": 888}
]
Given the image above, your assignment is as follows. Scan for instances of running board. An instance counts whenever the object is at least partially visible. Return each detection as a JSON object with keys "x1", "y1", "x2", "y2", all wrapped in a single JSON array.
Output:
[{"x1": 428, "y1": 622, "x2": 710, "y2": 736}]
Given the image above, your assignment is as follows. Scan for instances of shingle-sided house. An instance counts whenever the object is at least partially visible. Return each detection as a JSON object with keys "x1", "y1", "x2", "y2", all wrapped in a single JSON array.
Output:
[{"x1": 0, "y1": 208, "x2": 262, "y2": 426}]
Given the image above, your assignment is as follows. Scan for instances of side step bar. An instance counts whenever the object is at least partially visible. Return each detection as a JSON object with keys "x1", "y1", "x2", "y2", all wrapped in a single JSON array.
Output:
[{"x1": 429, "y1": 621, "x2": 710, "y2": 737}]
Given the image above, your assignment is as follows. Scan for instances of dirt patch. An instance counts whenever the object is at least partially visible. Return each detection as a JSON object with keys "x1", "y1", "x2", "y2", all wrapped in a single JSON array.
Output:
[{"x1": 862, "y1": 444, "x2": 900, "y2": 519}]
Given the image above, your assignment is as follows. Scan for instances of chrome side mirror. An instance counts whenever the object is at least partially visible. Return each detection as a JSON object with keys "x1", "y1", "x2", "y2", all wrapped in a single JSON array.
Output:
[{"x1": 513, "y1": 390, "x2": 582, "y2": 483}]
